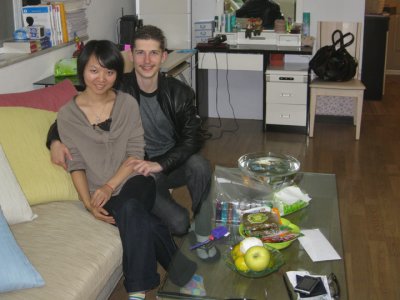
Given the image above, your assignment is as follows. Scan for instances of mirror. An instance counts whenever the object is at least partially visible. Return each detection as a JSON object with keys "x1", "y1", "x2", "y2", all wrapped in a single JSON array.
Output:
[{"x1": 225, "y1": 0, "x2": 297, "y2": 25}]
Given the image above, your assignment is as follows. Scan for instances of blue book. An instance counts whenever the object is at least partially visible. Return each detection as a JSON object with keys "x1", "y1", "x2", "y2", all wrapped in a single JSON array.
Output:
[{"x1": 22, "y1": 5, "x2": 56, "y2": 46}]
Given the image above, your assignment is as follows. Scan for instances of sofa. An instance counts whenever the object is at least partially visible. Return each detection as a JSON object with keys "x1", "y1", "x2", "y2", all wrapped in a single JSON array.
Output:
[{"x1": 0, "y1": 80, "x2": 123, "y2": 300}]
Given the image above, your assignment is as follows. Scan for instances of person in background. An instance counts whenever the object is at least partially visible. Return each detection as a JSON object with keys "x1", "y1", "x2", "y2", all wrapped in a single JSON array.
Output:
[
  {"x1": 56, "y1": 40, "x2": 194, "y2": 300},
  {"x1": 236, "y1": 0, "x2": 283, "y2": 29},
  {"x1": 47, "y1": 25, "x2": 217, "y2": 263}
]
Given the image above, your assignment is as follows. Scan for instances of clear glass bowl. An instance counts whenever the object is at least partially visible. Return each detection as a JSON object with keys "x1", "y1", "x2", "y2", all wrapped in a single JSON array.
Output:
[
  {"x1": 224, "y1": 245, "x2": 285, "y2": 278},
  {"x1": 238, "y1": 152, "x2": 300, "y2": 189}
]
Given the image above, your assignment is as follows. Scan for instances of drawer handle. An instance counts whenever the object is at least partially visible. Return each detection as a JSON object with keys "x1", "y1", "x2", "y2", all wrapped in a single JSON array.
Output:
[
  {"x1": 280, "y1": 114, "x2": 291, "y2": 119},
  {"x1": 280, "y1": 93, "x2": 292, "y2": 97}
]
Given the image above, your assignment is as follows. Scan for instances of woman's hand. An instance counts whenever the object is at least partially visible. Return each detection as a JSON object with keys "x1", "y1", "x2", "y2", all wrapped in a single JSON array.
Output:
[
  {"x1": 91, "y1": 184, "x2": 113, "y2": 208},
  {"x1": 50, "y1": 140, "x2": 72, "y2": 170},
  {"x1": 86, "y1": 203, "x2": 115, "y2": 224}
]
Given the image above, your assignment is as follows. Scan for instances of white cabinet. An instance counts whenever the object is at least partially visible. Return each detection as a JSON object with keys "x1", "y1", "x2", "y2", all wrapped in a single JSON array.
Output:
[
  {"x1": 198, "y1": 53, "x2": 263, "y2": 71},
  {"x1": 265, "y1": 64, "x2": 308, "y2": 129},
  {"x1": 193, "y1": 21, "x2": 214, "y2": 47}
]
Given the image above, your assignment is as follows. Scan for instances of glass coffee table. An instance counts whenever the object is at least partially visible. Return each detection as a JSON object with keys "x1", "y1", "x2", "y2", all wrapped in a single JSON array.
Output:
[{"x1": 158, "y1": 172, "x2": 347, "y2": 299}]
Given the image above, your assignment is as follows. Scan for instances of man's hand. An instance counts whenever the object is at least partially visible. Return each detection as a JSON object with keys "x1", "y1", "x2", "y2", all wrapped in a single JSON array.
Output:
[
  {"x1": 87, "y1": 203, "x2": 115, "y2": 224},
  {"x1": 91, "y1": 185, "x2": 113, "y2": 208},
  {"x1": 126, "y1": 159, "x2": 163, "y2": 176},
  {"x1": 50, "y1": 140, "x2": 72, "y2": 170}
]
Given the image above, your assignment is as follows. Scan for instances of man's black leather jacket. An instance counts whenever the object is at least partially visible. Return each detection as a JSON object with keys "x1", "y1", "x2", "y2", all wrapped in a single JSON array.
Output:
[{"x1": 46, "y1": 71, "x2": 207, "y2": 174}]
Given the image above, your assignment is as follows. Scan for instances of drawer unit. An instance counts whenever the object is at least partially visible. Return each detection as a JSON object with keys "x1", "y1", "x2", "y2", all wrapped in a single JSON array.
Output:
[
  {"x1": 266, "y1": 82, "x2": 307, "y2": 105},
  {"x1": 265, "y1": 63, "x2": 308, "y2": 129},
  {"x1": 194, "y1": 36, "x2": 209, "y2": 45},
  {"x1": 266, "y1": 103, "x2": 307, "y2": 126},
  {"x1": 193, "y1": 21, "x2": 214, "y2": 47},
  {"x1": 195, "y1": 29, "x2": 213, "y2": 37},
  {"x1": 198, "y1": 53, "x2": 263, "y2": 71},
  {"x1": 194, "y1": 21, "x2": 214, "y2": 31}
]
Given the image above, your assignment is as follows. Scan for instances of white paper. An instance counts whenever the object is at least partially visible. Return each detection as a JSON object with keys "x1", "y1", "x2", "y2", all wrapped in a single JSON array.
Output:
[{"x1": 298, "y1": 229, "x2": 341, "y2": 262}]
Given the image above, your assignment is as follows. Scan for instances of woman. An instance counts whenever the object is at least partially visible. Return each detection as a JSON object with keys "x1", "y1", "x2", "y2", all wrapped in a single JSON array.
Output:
[{"x1": 57, "y1": 40, "x2": 194, "y2": 300}]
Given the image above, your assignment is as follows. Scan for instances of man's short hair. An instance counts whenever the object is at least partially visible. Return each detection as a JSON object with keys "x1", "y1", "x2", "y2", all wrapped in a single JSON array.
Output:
[{"x1": 132, "y1": 25, "x2": 166, "y2": 51}]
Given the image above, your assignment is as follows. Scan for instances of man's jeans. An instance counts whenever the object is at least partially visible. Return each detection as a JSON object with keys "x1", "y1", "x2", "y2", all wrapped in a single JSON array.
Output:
[
  {"x1": 151, "y1": 153, "x2": 213, "y2": 236},
  {"x1": 104, "y1": 175, "x2": 177, "y2": 293}
]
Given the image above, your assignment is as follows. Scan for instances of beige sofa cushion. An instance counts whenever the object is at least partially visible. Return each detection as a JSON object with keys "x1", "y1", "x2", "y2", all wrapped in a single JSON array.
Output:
[{"x1": 2, "y1": 201, "x2": 122, "y2": 300}]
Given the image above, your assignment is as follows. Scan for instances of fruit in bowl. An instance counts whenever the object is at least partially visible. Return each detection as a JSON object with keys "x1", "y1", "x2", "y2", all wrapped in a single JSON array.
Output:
[
  {"x1": 231, "y1": 243, "x2": 244, "y2": 260},
  {"x1": 239, "y1": 236, "x2": 264, "y2": 254},
  {"x1": 244, "y1": 245, "x2": 271, "y2": 272},
  {"x1": 234, "y1": 256, "x2": 250, "y2": 272},
  {"x1": 226, "y1": 237, "x2": 284, "y2": 278}
]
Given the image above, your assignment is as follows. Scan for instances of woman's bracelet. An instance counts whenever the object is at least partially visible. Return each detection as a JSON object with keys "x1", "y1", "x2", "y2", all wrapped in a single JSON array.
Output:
[{"x1": 104, "y1": 183, "x2": 114, "y2": 193}]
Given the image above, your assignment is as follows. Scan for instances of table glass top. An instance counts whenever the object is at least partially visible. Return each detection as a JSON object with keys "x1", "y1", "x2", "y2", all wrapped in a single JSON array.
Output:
[{"x1": 158, "y1": 172, "x2": 347, "y2": 300}]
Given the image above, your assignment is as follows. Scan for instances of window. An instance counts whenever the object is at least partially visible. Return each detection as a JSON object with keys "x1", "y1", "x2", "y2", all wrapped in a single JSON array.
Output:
[{"x1": 0, "y1": 0, "x2": 23, "y2": 45}]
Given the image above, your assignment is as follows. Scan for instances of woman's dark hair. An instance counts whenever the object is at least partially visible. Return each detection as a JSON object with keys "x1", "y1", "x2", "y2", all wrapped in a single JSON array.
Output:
[
  {"x1": 132, "y1": 25, "x2": 166, "y2": 51},
  {"x1": 77, "y1": 40, "x2": 124, "y2": 89}
]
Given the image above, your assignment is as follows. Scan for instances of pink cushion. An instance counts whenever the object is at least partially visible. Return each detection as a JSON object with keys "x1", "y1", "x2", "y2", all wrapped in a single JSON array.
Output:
[{"x1": 0, "y1": 80, "x2": 77, "y2": 112}]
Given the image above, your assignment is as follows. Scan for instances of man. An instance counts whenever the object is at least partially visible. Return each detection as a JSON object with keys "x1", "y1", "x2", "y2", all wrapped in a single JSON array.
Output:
[{"x1": 47, "y1": 25, "x2": 217, "y2": 261}]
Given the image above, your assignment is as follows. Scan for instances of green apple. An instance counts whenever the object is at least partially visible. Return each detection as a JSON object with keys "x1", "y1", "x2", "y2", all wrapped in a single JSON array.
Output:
[
  {"x1": 239, "y1": 237, "x2": 263, "y2": 254},
  {"x1": 244, "y1": 246, "x2": 271, "y2": 272}
]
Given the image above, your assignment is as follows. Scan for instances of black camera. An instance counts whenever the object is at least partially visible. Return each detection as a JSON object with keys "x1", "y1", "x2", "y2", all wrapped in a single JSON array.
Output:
[{"x1": 207, "y1": 34, "x2": 227, "y2": 45}]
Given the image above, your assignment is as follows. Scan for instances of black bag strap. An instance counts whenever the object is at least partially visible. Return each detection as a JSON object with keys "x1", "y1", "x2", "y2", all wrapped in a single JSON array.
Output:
[
  {"x1": 341, "y1": 32, "x2": 355, "y2": 49},
  {"x1": 331, "y1": 30, "x2": 344, "y2": 48},
  {"x1": 331, "y1": 29, "x2": 355, "y2": 50}
]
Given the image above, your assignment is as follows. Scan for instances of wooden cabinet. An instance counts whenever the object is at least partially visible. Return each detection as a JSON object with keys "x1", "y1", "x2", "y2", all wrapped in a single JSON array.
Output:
[
  {"x1": 361, "y1": 15, "x2": 389, "y2": 100},
  {"x1": 386, "y1": 14, "x2": 400, "y2": 71}
]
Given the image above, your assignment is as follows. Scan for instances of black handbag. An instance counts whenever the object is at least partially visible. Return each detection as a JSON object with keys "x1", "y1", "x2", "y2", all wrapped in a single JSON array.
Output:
[{"x1": 309, "y1": 29, "x2": 358, "y2": 82}]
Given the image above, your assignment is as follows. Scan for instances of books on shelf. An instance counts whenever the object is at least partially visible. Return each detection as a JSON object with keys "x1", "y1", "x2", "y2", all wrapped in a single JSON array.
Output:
[
  {"x1": 50, "y1": 2, "x2": 69, "y2": 44},
  {"x1": 65, "y1": 8, "x2": 88, "y2": 40},
  {"x1": 42, "y1": 0, "x2": 85, "y2": 12},
  {"x1": 22, "y1": 5, "x2": 57, "y2": 46},
  {"x1": 57, "y1": 3, "x2": 69, "y2": 43},
  {"x1": 3, "y1": 37, "x2": 51, "y2": 54},
  {"x1": 19, "y1": 1, "x2": 88, "y2": 49},
  {"x1": 38, "y1": 0, "x2": 88, "y2": 41}
]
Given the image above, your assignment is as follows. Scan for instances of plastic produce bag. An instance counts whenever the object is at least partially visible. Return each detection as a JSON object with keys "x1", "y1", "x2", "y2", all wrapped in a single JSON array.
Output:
[
  {"x1": 213, "y1": 166, "x2": 274, "y2": 225},
  {"x1": 213, "y1": 166, "x2": 311, "y2": 224}
]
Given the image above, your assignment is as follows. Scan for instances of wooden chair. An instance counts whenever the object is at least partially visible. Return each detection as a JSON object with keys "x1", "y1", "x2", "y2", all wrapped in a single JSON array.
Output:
[{"x1": 309, "y1": 22, "x2": 365, "y2": 140}]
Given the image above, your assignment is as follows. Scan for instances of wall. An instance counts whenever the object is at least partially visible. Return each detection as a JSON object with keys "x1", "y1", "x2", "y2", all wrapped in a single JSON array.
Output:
[
  {"x1": 86, "y1": 0, "x2": 135, "y2": 43},
  {"x1": 0, "y1": 0, "x2": 135, "y2": 93},
  {"x1": 302, "y1": 0, "x2": 365, "y2": 38}
]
